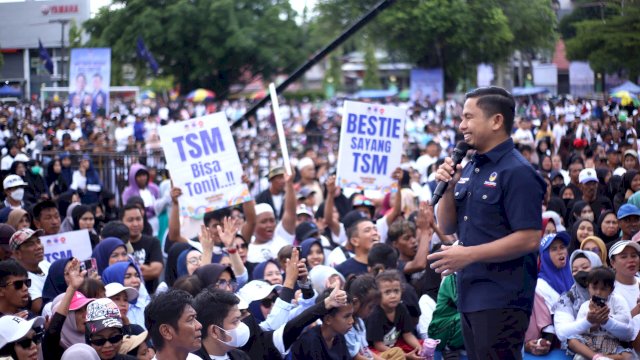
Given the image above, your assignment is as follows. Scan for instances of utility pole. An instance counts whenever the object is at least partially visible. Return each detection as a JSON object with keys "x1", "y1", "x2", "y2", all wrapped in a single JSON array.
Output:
[{"x1": 49, "y1": 19, "x2": 70, "y2": 86}]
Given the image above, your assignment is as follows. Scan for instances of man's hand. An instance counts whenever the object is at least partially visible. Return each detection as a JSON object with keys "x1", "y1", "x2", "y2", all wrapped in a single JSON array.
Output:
[
  {"x1": 199, "y1": 224, "x2": 214, "y2": 252},
  {"x1": 66, "y1": 258, "x2": 86, "y2": 290},
  {"x1": 325, "y1": 175, "x2": 336, "y2": 198},
  {"x1": 323, "y1": 278, "x2": 348, "y2": 310},
  {"x1": 284, "y1": 247, "x2": 300, "y2": 288},
  {"x1": 216, "y1": 217, "x2": 241, "y2": 249},
  {"x1": 284, "y1": 167, "x2": 296, "y2": 185},
  {"x1": 241, "y1": 174, "x2": 251, "y2": 186},
  {"x1": 415, "y1": 202, "x2": 434, "y2": 231},
  {"x1": 170, "y1": 187, "x2": 182, "y2": 205},
  {"x1": 391, "y1": 167, "x2": 403, "y2": 181},
  {"x1": 297, "y1": 258, "x2": 309, "y2": 282},
  {"x1": 434, "y1": 157, "x2": 464, "y2": 191},
  {"x1": 427, "y1": 245, "x2": 473, "y2": 275}
]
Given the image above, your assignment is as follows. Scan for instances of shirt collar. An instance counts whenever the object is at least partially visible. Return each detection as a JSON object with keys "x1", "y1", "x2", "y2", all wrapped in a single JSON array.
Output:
[{"x1": 473, "y1": 138, "x2": 514, "y2": 165}]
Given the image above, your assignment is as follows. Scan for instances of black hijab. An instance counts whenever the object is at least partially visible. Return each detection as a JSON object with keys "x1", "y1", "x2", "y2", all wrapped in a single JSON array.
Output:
[
  {"x1": 165, "y1": 242, "x2": 192, "y2": 287},
  {"x1": 597, "y1": 210, "x2": 620, "y2": 245}
]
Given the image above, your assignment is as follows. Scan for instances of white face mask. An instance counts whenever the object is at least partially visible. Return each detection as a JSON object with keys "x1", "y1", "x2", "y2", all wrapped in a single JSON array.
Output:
[
  {"x1": 215, "y1": 322, "x2": 250, "y2": 348},
  {"x1": 10, "y1": 188, "x2": 24, "y2": 202}
]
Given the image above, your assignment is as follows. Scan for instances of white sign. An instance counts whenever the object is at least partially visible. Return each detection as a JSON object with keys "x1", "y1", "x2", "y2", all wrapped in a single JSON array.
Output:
[
  {"x1": 336, "y1": 101, "x2": 405, "y2": 193},
  {"x1": 158, "y1": 112, "x2": 252, "y2": 219},
  {"x1": 42, "y1": 229, "x2": 92, "y2": 263}
]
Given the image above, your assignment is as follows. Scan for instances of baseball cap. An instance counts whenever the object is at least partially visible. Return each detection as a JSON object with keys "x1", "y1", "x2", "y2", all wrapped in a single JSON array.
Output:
[
  {"x1": 119, "y1": 331, "x2": 148, "y2": 354},
  {"x1": 578, "y1": 168, "x2": 598, "y2": 184},
  {"x1": 297, "y1": 187, "x2": 316, "y2": 200},
  {"x1": 70, "y1": 291, "x2": 95, "y2": 311},
  {"x1": 295, "y1": 221, "x2": 319, "y2": 241},
  {"x1": 9, "y1": 228, "x2": 44, "y2": 251},
  {"x1": 297, "y1": 157, "x2": 314, "y2": 170},
  {"x1": 549, "y1": 170, "x2": 563, "y2": 181},
  {"x1": 617, "y1": 203, "x2": 640, "y2": 220},
  {"x1": 104, "y1": 283, "x2": 139, "y2": 303},
  {"x1": 0, "y1": 224, "x2": 16, "y2": 246},
  {"x1": 13, "y1": 153, "x2": 29, "y2": 163},
  {"x1": 342, "y1": 210, "x2": 369, "y2": 231},
  {"x1": 2, "y1": 174, "x2": 27, "y2": 190},
  {"x1": 613, "y1": 167, "x2": 627, "y2": 177},
  {"x1": 540, "y1": 231, "x2": 570, "y2": 252},
  {"x1": 84, "y1": 298, "x2": 123, "y2": 335},
  {"x1": 624, "y1": 149, "x2": 638, "y2": 159},
  {"x1": 237, "y1": 280, "x2": 282, "y2": 303},
  {"x1": 609, "y1": 240, "x2": 640, "y2": 260},
  {"x1": 0, "y1": 315, "x2": 45, "y2": 348},
  {"x1": 268, "y1": 167, "x2": 285, "y2": 180},
  {"x1": 236, "y1": 294, "x2": 249, "y2": 310},
  {"x1": 296, "y1": 204, "x2": 314, "y2": 219}
]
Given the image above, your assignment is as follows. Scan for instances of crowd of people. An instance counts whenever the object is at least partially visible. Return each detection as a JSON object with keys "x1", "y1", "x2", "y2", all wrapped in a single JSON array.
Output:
[{"x1": 0, "y1": 89, "x2": 639, "y2": 360}]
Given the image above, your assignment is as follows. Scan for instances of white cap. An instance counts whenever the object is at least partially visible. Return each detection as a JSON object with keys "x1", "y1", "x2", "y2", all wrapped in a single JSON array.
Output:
[
  {"x1": 0, "y1": 315, "x2": 44, "y2": 348},
  {"x1": 609, "y1": 240, "x2": 640, "y2": 260},
  {"x1": 613, "y1": 167, "x2": 627, "y2": 177},
  {"x1": 297, "y1": 157, "x2": 315, "y2": 170},
  {"x1": 296, "y1": 204, "x2": 314, "y2": 218},
  {"x1": 578, "y1": 168, "x2": 598, "y2": 184},
  {"x1": 104, "y1": 283, "x2": 139, "y2": 303},
  {"x1": 237, "y1": 280, "x2": 281, "y2": 303},
  {"x1": 236, "y1": 294, "x2": 249, "y2": 310},
  {"x1": 255, "y1": 203, "x2": 275, "y2": 216},
  {"x1": 2, "y1": 174, "x2": 27, "y2": 189},
  {"x1": 13, "y1": 153, "x2": 29, "y2": 163}
]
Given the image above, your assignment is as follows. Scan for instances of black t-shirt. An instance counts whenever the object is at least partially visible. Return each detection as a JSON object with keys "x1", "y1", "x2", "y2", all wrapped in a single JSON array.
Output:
[
  {"x1": 131, "y1": 234, "x2": 163, "y2": 293},
  {"x1": 335, "y1": 257, "x2": 368, "y2": 279},
  {"x1": 290, "y1": 325, "x2": 350, "y2": 360},
  {"x1": 366, "y1": 303, "x2": 413, "y2": 348}
]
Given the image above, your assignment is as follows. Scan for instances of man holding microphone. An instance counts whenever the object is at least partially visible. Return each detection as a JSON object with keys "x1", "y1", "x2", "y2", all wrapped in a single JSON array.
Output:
[{"x1": 428, "y1": 87, "x2": 545, "y2": 359}]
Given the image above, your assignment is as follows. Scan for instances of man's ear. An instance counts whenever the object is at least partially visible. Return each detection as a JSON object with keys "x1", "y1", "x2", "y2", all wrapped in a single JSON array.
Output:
[
  {"x1": 491, "y1": 113, "x2": 505, "y2": 133},
  {"x1": 159, "y1": 324, "x2": 174, "y2": 342}
]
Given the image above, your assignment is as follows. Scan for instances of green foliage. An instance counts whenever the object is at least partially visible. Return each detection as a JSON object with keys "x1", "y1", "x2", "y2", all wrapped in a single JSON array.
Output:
[
  {"x1": 362, "y1": 41, "x2": 381, "y2": 89},
  {"x1": 323, "y1": 53, "x2": 343, "y2": 91},
  {"x1": 558, "y1": 0, "x2": 619, "y2": 40},
  {"x1": 68, "y1": 20, "x2": 83, "y2": 48},
  {"x1": 84, "y1": 0, "x2": 307, "y2": 96},
  {"x1": 565, "y1": 4, "x2": 640, "y2": 79}
]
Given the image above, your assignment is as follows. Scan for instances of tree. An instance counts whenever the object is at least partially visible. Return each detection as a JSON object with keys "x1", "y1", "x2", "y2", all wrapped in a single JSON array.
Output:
[
  {"x1": 68, "y1": 20, "x2": 83, "y2": 48},
  {"x1": 362, "y1": 41, "x2": 381, "y2": 89},
  {"x1": 565, "y1": 3, "x2": 640, "y2": 79},
  {"x1": 84, "y1": 0, "x2": 307, "y2": 96}
]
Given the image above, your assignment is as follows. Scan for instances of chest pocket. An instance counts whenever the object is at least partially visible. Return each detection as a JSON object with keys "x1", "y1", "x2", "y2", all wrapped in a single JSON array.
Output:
[
  {"x1": 453, "y1": 183, "x2": 470, "y2": 204},
  {"x1": 472, "y1": 189, "x2": 503, "y2": 226}
]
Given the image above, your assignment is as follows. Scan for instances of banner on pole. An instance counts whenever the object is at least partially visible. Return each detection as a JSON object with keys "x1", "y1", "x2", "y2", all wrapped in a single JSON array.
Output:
[
  {"x1": 68, "y1": 48, "x2": 111, "y2": 116},
  {"x1": 158, "y1": 112, "x2": 252, "y2": 219},
  {"x1": 42, "y1": 229, "x2": 92, "y2": 263},
  {"x1": 336, "y1": 101, "x2": 405, "y2": 193}
]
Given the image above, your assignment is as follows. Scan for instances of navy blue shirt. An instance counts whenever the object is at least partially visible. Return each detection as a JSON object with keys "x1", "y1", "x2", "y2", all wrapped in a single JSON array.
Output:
[
  {"x1": 453, "y1": 138, "x2": 544, "y2": 314},
  {"x1": 335, "y1": 257, "x2": 368, "y2": 279}
]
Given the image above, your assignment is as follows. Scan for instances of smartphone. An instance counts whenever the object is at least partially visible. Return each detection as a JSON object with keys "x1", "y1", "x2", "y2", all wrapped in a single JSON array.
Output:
[
  {"x1": 80, "y1": 258, "x2": 97, "y2": 275},
  {"x1": 294, "y1": 246, "x2": 302, "y2": 253},
  {"x1": 592, "y1": 295, "x2": 607, "y2": 307}
]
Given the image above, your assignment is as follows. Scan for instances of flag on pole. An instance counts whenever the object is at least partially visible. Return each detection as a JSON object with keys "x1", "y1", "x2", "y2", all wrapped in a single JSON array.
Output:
[
  {"x1": 136, "y1": 37, "x2": 159, "y2": 75},
  {"x1": 38, "y1": 39, "x2": 54, "y2": 74}
]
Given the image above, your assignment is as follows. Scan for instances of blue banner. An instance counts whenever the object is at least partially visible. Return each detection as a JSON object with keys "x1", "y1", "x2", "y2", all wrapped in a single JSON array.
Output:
[
  {"x1": 68, "y1": 48, "x2": 111, "y2": 116},
  {"x1": 410, "y1": 68, "x2": 444, "y2": 105}
]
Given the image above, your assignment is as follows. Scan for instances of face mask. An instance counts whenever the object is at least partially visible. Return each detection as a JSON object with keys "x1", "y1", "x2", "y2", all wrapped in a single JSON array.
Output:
[
  {"x1": 10, "y1": 188, "x2": 24, "y2": 202},
  {"x1": 31, "y1": 166, "x2": 42, "y2": 176},
  {"x1": 552, "y1": 185, "x2": 563, "y2": 196},
  {"x1": 215, "y1": 322, "x2": 250, "y2": 348},
  {"x1": 582, "y1": 213, "x2": 595, "y2": 222},
  {"x1": 574, "y1": 270, "x2": 589, "y2": 288}
]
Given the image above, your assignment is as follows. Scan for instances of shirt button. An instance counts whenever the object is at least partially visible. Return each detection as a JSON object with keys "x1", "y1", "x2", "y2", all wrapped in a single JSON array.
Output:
[
  {"x1": 464, "y1": 216, "x2": 468, "y2": 221},
  {"x1": 455, "y1": 192, "x2": 459, "y2": 196},
  {"x1": 474, "y1": 168, "x2": 480, "y2": 173},
  {"x1": 482, "y1": 195, "x2": 487, "y2": 200}
]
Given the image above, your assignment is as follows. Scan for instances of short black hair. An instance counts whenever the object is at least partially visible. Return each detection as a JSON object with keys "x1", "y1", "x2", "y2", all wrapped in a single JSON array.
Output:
[
  {"x1": 387, "y1": 219, "x2": 416, "y2": 244},
  {"x1": 587, "y1": 266, "x2": 615, "y2": 289},
  {"x1": 173, "y1": 275, "x2": 203, "y2": 297},
  {"x1": 346, "y1": 218, "x2": 370, "y2": 241},
  {"x1": 120, "y1": 204, "x2": 142, "y2": 220},
  {"x1": 193, "y1": 288, "x2": 239, "y2": 339},
  {"x1": 375, "y1": 269, "x2": 403, "y2": 285},
  {"x1": 367, "y1": 243, "x2": 398, "y2": 270},
  {"x1": 0, "y1": 260, "x2": 28, "y2": 284},
  {"x1": 100, "y1": 221, "x2": 130, "y2": 242},
  {"x1": 203, "y1": 208, "x2": 230, "y2": 227},
  {"x1": 145, "y1": 289, "x2": 194, "y2": 351},
  {"x1": 465, "y1": 86, "x2": 516, "y2": 135},
  {"x1": 31, "y1": 200, "x2": 58, "y2": 220}
]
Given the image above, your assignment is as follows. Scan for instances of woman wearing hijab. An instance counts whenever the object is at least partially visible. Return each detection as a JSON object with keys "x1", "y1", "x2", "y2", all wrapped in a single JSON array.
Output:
[
  {"x1": 524, "y1": 232, "x2": 573, "y2": 356},
  {"x1": 568, "y1": 219, "x2": 596, "y2": 254},
  {"x1": 92, "y1": 237, "x2": 129, "y2": 275},
  {"x1": 61, "y1": 343, "x2": 100, "y2": 360},
  {"x1": 102, "y1": 260, "x2": 148, "y2": 330},
  {"x1": 579, "y1": 235, "x2": 608, "y2": 266},
  {"x1": 252, "y1": 259, "x2": 283, "y2": 285},
  {"x1": 101, "y1": 191, "x2": 118, "y2": 223},
  {"x1": 70, "y1": 155, "x2": 102, "y2": 205},
  {"x1": 597, "y1": 210, "x2": 620, "y2": 247},
  {"x1": 194, "y1": 263, "x2": 237, "y2": 291},
  {"x1": 60, "y1": 202, "x2": 81, "y2": 233},
  {"x1": 567, "y1": 200, "x2": 594, "y2": 229},
  {"x1": 6, "y1": 208, "x2": 31, "y2": 231},
  {"x1": 42, "y1": 257, "x2": 73, "y2": 309},
  {"x1": 46, "y1": 158, "x2": 70, "y2": 200},
  {"x1": 553, "y1": 251, "x2": 603, "y2": 355},
  {"x1": 72, "y1": 204, "x2": 100, "y2": 248},
  {"x1": 156, "y1": 242, "x2": 191, "y2": 294},
  {"x1": 299, "y1": 238, "x2": 326, "y2": 269}
]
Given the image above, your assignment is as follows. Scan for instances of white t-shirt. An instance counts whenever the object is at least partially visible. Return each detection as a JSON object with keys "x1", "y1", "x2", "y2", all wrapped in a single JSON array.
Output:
[
  {"x1": 247, "y1": 222, "x2": 295, "y2": 263},
  {"x1": 613, "y1": 279, "x2": 640, "y2": 338},
  {"x1": 271, "y1": 193, "x2": 284, "y2": 216},
  {"x1": 28, "y1": 260, "x2": 51, "y2": 301},
  {"x1": 327, "y1": 246, "x2": 354, "y2": 268},
  {"x1": 139, "y1": 188, "x2": 156, "y2": 209},
  {"x1": 536, "y1": 278, "x2": 561, "y2": 313}
]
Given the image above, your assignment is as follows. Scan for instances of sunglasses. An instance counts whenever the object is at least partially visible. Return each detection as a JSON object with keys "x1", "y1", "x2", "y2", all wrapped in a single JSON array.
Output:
[
  {"x1": 186, "y1": 257, "x2": 202, "y2": 265},
  {"x1": 0, "y1": 279, "x2": 31, "y2": 290},
  {"x1": 89, "y1": 334, "x2": 124, "y2": 346},
  {"x1": 215, "y1": 279, "x2": 238, "y2": 292},
  {"x1": 16, "y1": 331, "x2": 43, "y2": 349},
  {"x1": 261, "y1": 296, "x2": 277, "y2": 308}
]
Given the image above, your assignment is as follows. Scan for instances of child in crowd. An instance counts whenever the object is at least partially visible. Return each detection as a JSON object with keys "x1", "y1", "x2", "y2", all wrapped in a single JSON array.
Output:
[
  {"x1": 570, "y1": 267, "x2": 634, "y2": 360},
  {"x1": 366, "y1": 270, "x2": 423, "y2": 360}
]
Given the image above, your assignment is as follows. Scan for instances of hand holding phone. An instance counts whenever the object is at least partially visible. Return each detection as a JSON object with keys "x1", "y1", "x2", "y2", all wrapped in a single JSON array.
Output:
[{"x1": 592, "y1": 295, "x2": 607, "y2": 307}]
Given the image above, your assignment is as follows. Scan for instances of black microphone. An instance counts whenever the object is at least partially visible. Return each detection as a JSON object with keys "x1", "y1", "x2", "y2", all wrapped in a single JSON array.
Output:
[{"x1": 430, "y1": 141, "x2": 471, "y2": 206}]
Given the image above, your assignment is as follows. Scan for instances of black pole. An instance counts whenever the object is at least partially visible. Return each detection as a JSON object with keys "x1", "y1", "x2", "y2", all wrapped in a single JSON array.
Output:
[{"x1": 234, "y1": 0, "x2": 398, "y2": 127}]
